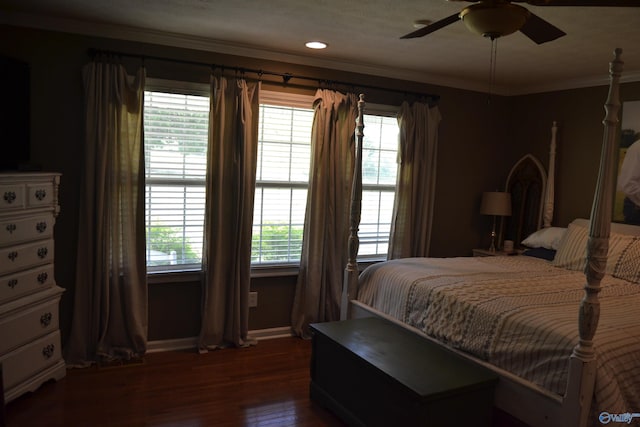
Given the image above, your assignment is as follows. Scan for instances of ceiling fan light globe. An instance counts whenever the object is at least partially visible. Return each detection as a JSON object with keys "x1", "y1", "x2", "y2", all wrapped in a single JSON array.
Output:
[{"x1": 460, "y1": 3, "x2": 530, "y2": 38}]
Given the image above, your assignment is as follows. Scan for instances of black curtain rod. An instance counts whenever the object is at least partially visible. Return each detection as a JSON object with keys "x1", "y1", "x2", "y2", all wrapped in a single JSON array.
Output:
[{"x1": 87, "y1": 48, "x2": 440, "y2": 102}]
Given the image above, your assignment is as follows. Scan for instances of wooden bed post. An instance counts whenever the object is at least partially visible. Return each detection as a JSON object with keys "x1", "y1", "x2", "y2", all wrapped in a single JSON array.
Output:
[
  {"x1": 542, "y1": 121, "x2": 557, "y2": 228},
  {"x1": 341, "y1": 94, "x2": 365, "y2": 321},
  {"x1": 564, "y1": 48, "x2": 624, "y2": 427}
]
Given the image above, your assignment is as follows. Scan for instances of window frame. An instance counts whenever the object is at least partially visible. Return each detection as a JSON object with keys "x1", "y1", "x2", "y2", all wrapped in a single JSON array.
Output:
[
  {"x1": 142, "y1": 81, "x2": 400, "y2": 276},
  {"x1": 358, "y1": 103, "x2": 400, "y2": 262},
  {"x1": 251, "y1": 91, "x2": 315, "y2": 269},
  {"x1": 144, "y1": 78, "x2": 210, "y2": 275}
]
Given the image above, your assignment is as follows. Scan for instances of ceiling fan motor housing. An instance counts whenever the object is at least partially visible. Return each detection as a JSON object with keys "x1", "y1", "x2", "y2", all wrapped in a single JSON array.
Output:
[{"x1": 460, "y1": 2, "x2": 530, "y2": 39}]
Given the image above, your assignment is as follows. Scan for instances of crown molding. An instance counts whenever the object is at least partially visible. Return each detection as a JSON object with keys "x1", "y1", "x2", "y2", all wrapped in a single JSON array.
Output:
[
  {"x1": 0, "y1": 11, "x2": 503, "y2": 94},
  {"x1": 2, "y1": 11, "x2": 636, "y2": 97},
  {"x1": 507, "y1": 70, "x2": 640, "y2": 96}
]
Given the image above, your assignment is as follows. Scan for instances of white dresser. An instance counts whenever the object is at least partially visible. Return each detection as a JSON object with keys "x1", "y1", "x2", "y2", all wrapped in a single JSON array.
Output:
[{"x1": 0, "y1": 172, "x2": 66, "y2": 403}]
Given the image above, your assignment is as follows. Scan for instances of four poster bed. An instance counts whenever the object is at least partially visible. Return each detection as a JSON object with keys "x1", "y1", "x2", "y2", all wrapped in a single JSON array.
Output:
[{"x1": 340, "y1": 49, "x2": 639, "y2": 427}]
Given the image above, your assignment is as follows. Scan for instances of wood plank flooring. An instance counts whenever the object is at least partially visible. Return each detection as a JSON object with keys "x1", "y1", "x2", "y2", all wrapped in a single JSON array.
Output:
[{"x1": 4, "y1": 336, "x2": 527, "y2": 426}]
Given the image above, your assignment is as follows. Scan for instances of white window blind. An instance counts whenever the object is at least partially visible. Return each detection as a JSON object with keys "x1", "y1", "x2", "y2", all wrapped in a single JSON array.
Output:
[
  {"x1": 360, "y1": 114, "x2": 399, "y2": 259},
  {"x1": 252, "y1": 98, "x2": 400, "y2": 265},
  {"x1": 252, "y1": 101, "x2": 314, "y2": 264},
  {"x1": 143, "y1": 85, "x2": 399, "y2": 271},
  {"x1": 144, "y1": 90, "x2": 209, "y2": 270}
]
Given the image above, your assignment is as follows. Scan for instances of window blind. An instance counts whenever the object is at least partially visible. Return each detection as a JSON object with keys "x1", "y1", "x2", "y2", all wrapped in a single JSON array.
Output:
[
  {"x1": 359, "y1": 114, "x2": 399, "y2": 258},
  {"x1": 252, "y1": 104, "x2": 314, "y2": 264},
  {"x1": 144, "y1": 91, "x2": 209, "y2": 269}
]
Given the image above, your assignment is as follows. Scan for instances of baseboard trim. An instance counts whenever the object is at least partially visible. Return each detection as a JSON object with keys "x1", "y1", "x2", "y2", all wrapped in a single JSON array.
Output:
[
  {"x1": 249, "y1": 326, "x2": 295, "y2": 341},
  {"x1": 147, "y1": 326, "x2": 295, "y2": 353},
  {"x1": 147, "y1": 337, "x2": 198, "y2": 353}
]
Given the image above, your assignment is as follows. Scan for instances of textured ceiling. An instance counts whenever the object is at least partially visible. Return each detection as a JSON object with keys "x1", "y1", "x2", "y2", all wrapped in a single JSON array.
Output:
[{"x1": 2, "y1": 0, "x2": 639, "y2": 95}]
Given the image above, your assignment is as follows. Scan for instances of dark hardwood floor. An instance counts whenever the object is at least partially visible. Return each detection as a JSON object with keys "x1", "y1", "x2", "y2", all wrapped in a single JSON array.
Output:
[
  {"x1": 6, "y1": 337, "x2": 344, "y2": 427},
  {"x1": 5, "y1": 336, "x2": 528, "y2": 426}
]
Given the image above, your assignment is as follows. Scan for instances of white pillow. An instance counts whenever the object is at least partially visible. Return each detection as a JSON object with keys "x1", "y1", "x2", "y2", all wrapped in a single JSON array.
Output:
[
  {"x1": 613, "y1": 237, "x2": 640, "y2": 284},
  {"x1": 552, "y1": 222, "x2": 635, "y2": 274},
  {"x1": 521, "y1": 227, "x2": 566, "y2": 250}
]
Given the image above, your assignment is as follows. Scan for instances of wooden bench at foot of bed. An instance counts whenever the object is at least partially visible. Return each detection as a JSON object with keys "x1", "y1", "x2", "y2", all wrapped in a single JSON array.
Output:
[{"x1": 309, "y1": 317, "x2": 499, "y2": 427}]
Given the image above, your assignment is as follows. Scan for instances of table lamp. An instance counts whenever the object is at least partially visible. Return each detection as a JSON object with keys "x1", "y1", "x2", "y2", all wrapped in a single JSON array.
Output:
[{"x1": 480, "y1": 191, "x2": 512, "y2": 252}]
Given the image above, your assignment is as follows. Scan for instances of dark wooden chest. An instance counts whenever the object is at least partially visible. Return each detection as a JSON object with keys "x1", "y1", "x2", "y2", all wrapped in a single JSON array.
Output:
[{"x1": 310, "y1": 317, "x2": 498, "y2": 427}]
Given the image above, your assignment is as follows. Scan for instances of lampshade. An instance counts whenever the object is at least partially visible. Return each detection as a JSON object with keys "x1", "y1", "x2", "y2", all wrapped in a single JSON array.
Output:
[
  {"x1": 480, "y1": 191, "x2": 512, "y2": 216},
  {"x1": 460, "y1": 3, "x2": 529, "y2": 39}
]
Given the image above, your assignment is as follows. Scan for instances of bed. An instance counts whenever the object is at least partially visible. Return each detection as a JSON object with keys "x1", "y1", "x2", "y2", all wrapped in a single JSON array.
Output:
[{"x1": 340, "y1": 49, "x2": 636, "y2": 427}]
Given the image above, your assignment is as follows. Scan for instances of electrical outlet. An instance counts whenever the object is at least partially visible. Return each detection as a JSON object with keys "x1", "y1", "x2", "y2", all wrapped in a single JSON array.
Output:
[{"x1": 249, "y1": 291, "x2": 258, "y2": 308}]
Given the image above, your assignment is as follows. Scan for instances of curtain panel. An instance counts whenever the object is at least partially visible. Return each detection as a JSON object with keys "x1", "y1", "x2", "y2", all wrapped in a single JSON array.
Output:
[
  {"x1": 198, "y1": 76, "x2": 260, "y2": 351},
  {"x1": 291, "y1": 89, "x2": 358, "y2": 338},
  {"x1": 65, "y1": 61, "x2": 147, "y2": 366},
  {"x1": 388, "y1": 101, "x2": 442, "y2": 259}
]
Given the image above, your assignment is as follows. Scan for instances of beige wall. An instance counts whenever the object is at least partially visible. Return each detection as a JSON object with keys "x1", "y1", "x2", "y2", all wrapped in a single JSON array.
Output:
[
  {"x1": 1, "y1": 24, "x2": 636, "y2": 343},
  {"x1": 509, "y1": 83, "x2": 640, "y2": 227}
]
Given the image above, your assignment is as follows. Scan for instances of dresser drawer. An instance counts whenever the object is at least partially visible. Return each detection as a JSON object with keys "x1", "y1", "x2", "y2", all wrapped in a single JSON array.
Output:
[
  {"x1": 1, "y1": 330, "x2": 62, "y2": 391},
  {"x1": 26, "y1": 181, "x2": 56, "y2": 209},
  {"x1": 0, "y1": 239, "x2": 54, "y2": 276},
  {"x1": 0, "y1": 173, "x2": 60, "y2": 213},
  {"x1": 0, "y1": 183, "x2": 26, "y2": 211},
  {"x1": 0, "y1": 213, "x2": 55, "y2": 246},
  {"x1": 0, "y1": 297, "x2": 60, "y2": 354},
  {"x1": 0, "y1": 264, "x2": 54, "y2": 304}
]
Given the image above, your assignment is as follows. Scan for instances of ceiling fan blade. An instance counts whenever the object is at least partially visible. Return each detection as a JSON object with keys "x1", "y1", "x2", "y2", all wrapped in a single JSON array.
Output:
[
  {"x1": 523, "y1": 0, "x2": 640, "y2": 6},
  {"x1": 519, "y1": 12, "x2": 566, "y2": 44},
  {"x1": 400, "y1": 13, "x2": 460, "y2": 39}
]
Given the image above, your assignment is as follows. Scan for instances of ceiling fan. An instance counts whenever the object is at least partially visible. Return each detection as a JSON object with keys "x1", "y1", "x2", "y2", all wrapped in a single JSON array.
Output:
[{"x1": 401, "y1": 0, "x2": 639, "y2": 44}]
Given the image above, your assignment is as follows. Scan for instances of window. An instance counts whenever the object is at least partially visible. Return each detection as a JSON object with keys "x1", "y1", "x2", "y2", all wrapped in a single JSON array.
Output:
[
  {"x1": 144, "y1": 82, "x2": 209, "y2": 271},
  {"x1": 252, "y1": 92, "x2": 314, "y2": 265},
  {"x1": 251, "y1": 96, "x2": 399, "y2": 265},
  {"x1": 359, "y1": 112, "x2": 399, "y2": 259},
  {"x1": 143, "y1": 82, "x2": 399, "y2": 271}
]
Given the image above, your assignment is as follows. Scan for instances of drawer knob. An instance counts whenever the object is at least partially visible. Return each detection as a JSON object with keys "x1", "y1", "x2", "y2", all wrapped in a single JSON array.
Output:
[
  {"x1": 6, "y1": 223, "x2": 17, "y2": 234},
  {"x1": 35, "y1": 189, "x2": 47, "y2": 201},
  {"x1": 3, "y1": 191, "x2": 16, "y2": 204},
  {"x1": 8, "y1": 279, "x2": 18, "y2": 289},
  {"x1": 8, "y1": 251, "x2": 18, "y2": 261},
  {"x1": 42, "y1": 344, "x2": 55, "y2": 359},
  {"x1": 40, "y1": 312, "x2": 53, "y2": 327},
  {"x1": 36, "y1": 222, "x2": 47, "y2": 233},
  {"x1": 37, "y1": 247, "x2": 48, "y2": 259},
  {"x1": 37, "y1": 272, "x2": 49, "y2": 284}
]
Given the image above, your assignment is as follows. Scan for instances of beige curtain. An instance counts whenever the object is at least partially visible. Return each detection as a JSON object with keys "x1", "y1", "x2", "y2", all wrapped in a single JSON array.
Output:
[
  {"x1": 65, "y1": 60, "x2": 147, "y2": 366},
  {"x1": 388, "y1": 101, "x2": 442, "y2": 259},
  {"x1": 291, "y1": 89, "x2": 358, "y2": 337},
  {"x1": 198, "y1": 76, "x2": 260, "y2": 351}
]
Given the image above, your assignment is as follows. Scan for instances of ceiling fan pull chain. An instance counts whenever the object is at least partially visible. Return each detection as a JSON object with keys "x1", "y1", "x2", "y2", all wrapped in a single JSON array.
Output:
[{"x1": 488, "y1": 37, "x2": 498, "y2": 105}]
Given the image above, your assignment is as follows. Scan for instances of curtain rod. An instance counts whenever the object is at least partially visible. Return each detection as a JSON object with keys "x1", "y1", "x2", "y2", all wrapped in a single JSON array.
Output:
[{"x1": 87, "y1": 48, "x2": 440, "y2": 102}]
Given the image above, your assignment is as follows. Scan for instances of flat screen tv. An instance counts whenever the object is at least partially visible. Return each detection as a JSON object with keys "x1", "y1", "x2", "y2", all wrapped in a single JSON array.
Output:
[{"x1": 0, "y1": 55, "x2": 31, "y2": 171}]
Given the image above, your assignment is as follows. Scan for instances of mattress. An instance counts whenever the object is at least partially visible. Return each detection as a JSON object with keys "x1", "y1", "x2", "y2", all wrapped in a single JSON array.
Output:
[{"x1": 356, "y1": 255, "x2": 640, "y2": 415}]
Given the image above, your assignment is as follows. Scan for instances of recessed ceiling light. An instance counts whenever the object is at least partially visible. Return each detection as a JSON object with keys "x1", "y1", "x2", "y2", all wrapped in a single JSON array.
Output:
[{"x1": 305, "y1": 41, "x2": 328, "y2": 49}]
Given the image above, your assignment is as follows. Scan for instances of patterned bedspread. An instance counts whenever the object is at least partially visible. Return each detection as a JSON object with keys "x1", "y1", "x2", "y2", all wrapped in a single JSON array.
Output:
[{"x1": 356, "y1": 256, "x2": 640, "y2": 415}]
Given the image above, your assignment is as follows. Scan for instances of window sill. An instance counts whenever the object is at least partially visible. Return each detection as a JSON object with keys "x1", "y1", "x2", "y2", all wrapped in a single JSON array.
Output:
[
  {"x1": 147, "y1": 269, "x2": 202, "y2": 284},
  {"x1": 146, "y1": 265, "x2": 300, "y2": 283},
  {"x1": 250, "y1": 265, "x2": 299, "y2": 278},
  {"x1": 146, "y1": 259, "x2": 385, "y2": 284}
]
